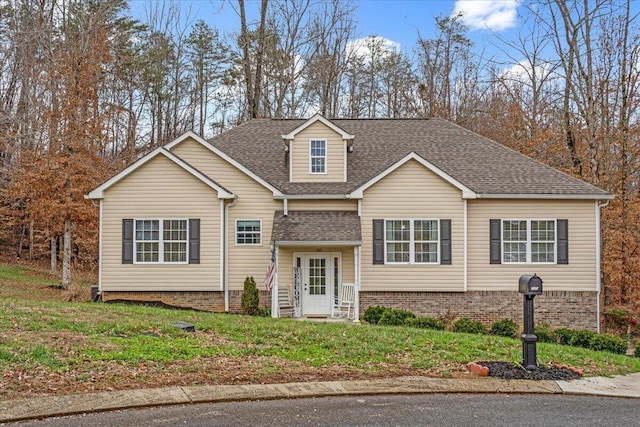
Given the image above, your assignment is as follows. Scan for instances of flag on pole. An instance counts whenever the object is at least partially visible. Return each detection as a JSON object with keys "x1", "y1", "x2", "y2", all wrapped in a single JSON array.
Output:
[{"x1": 264, "y1": 247, "x2": 276, "y2": 292}]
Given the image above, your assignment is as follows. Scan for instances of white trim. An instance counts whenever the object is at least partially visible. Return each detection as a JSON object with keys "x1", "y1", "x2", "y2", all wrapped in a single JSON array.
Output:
[
  {"x1": 383, "y1": 218, "x2": 440, "y2": 264},
  {"x1": 273, "y1": 194, "x2": 352, "y2": 200},
  {"x1": 463, "y1": 199, "x2": 467, "y2": 292},
  {"x1": 501, "y1": 219, "x2": 557, "y2": 264},
  {"x1": 309, "y1": 139, "x2": 327, "y2": 174},
  {"x1": 354, "y1": 245, "x2": 361, "y2": 323},
  {"x1": 220, "y1": 200, "x2": 225, "y2": 293},
  {"x1": 295, "y1": 251, "x2": 342, "y2": 317},
  {"x1": 477, "y1": 193, "x2": 614, "y2": 200},
  {"x1": 235, "y1": 219, "x2": 263, "y2": 246},
  {"x1": 595, "y1": 200, "x2": 601, "y2": 333},
  {"x1": 357, "y1": 199, "x2": 362, "y2": 216},
  {"x1": 98, "y1": 200, "x2": 103, "y2": 293},
  {"x1": 283, "y1": 199, "x2": 288, "y2": 216},
  {"x1": 289, "y1": 142, "x2": 294, "y2": 182},
  {"x1": 164, "y1": 130, "x2": 283, "y2": 197},
  {"x1": 133, "y1": 218, "x2": 189, "y2": 264},
  {"x1": 282, "y1": 114, "x2": 355, "y2": 140},
  {"x1": 87, "y1": 147, "x2": 234, "y2": 200},
  {"x1": 276, "y1": 240, "x2": 362, "y2": 247},
  {"x1": 349, "y1": 152, "x2": 477, "y2": 199},
  {"x1": 274, "y1": 245, "x2": 280, "y2": 317},
  {"x1": 344, "y1": 143, "x2": 348, "y2": 182}
]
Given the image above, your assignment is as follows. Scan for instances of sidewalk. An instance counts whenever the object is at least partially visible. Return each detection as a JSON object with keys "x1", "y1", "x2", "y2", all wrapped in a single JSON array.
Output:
[{"x1": 2, "y1": 374, "x2": 639, "y2": 423}]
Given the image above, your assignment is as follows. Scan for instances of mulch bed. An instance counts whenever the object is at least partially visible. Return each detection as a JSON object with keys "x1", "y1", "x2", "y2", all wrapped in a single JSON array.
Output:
[{"x1": 476, "y1": 361, "x2": 582, "y2": 380}]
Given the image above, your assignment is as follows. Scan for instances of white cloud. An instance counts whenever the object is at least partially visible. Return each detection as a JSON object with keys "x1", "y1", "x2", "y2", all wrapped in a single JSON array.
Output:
[
  {"x1": 346, "y1": 36, "x2": 400, "y2": 63},
  {"x1": 452, "y1": 0, "x2": 519, "y2": 31}
]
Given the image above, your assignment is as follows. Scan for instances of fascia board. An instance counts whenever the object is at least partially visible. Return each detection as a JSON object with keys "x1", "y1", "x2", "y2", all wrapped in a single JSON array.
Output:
[
  {"x1": 165, "y1": 131, "x2": 283, "y2": 197},
  {"x1": 281, "y1": 114, "x2": 354, "y2": 140},
  {"x1": 349, "y1": 152, "x2": 477, "y2": 199},
  {"x1": 86, "y1": 148, "x2": 234, "y2": 199}
]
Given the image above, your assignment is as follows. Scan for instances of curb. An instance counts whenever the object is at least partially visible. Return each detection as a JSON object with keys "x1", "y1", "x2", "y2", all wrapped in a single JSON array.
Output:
[{"x1": 0, "y1": 377, "x2": 562, "y2": 423}]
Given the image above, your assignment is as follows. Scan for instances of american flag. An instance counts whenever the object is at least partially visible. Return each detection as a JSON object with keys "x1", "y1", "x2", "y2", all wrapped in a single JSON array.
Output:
[{"x1": 263, "y1": 247, "x2": 276, "y2": 291}]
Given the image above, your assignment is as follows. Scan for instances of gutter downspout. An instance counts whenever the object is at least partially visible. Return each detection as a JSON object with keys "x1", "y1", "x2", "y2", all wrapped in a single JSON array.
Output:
[
  {"x1": 596, "y1": 199, "x2": 610, "y2": 333},
  {"x1": 224, "y1": 196, "x2": 238, "y2": 312}
]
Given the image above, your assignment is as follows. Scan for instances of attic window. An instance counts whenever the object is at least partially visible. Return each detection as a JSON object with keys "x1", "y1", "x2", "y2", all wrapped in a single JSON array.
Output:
[{"x1": 310, "y1": 140, "x2": 326, "y2": 174}]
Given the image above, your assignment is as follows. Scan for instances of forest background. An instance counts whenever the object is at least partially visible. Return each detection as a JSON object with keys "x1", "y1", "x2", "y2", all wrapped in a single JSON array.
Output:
[{"x1": 0, "y1": 0, "x2": 638, "y2": 324}]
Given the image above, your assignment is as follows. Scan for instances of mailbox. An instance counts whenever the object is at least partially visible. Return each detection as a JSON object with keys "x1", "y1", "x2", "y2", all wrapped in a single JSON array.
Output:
[{"x1": 518, "y1": 274, "x2": 543, "y2": 296}]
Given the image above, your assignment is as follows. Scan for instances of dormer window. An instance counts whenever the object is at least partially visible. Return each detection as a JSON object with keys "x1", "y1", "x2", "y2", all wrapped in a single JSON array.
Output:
[{"x1": 310, "y1": 140, "x2": 326, "y2": 174}]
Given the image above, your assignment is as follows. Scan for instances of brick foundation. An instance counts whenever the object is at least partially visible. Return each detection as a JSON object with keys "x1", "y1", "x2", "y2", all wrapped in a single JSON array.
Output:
[
  {"x1": 359, "y1": 290, "x2": 598, "y2": 331},
  {"x1": 101, "y1": 290, "x2": 272, "y2": 314},
  {"x1": 101, "y1": 289, "x2": 597, "y2": 330}
]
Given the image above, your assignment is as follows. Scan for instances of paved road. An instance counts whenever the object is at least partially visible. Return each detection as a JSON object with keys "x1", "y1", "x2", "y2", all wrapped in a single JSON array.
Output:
[{"x1": 13, "y1": 394, "x2": 639, "y2": 427}]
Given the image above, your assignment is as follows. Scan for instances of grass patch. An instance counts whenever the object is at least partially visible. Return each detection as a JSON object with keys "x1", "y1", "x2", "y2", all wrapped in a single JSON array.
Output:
[{"x1": 1, "y1": 260, "x2": 640, "y2": 400}]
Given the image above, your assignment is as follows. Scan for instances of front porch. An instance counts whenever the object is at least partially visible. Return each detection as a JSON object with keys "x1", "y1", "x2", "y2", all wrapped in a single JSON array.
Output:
[{"x1": 268, "y1": 210, "x2": 362, "y2": 321}]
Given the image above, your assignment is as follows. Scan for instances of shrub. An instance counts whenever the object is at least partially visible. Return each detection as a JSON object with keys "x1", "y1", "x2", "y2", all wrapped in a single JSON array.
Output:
[
  {"x1": 555, "y1": 328, "x2": 574, "y2": 345},
  {"x1": 555, "y1": 328, "x2": 597, "y2": 349},
  {"x1": 588, "y1": 333, "x2": 627, "y2": 354},
  {"x1": 635, "y1": 343, "x2": 640, "y2": 357},
  {"x1": 240, "y1": 276, "x2": 259, "y2": 316},
  {"x1": 257, "y1": 308, "x2": 271, "y2": 317},
  {"x1": 377, "y1": 308, "x2": 416, "y2": 326},
  {"x1": 452, "y1": 318, "x2": 488, "y2": 335},
  {"x1": 406, "y1": 317, "x2": 446, "y2": 330},
  {"x1": 363, "y1": 306, "x2": 387, "y2": 325},
  {"x1": 534, "y1": 324, "x2": 557, "y2": 343},
  {"x1": 490, "y1": 319, "x2": 519, "y2": 338}
]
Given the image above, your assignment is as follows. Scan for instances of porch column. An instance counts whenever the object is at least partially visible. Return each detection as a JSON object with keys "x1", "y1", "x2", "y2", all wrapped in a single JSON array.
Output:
[{"x1": 271, "y1": 245, "x2": 279, "y2": 318}]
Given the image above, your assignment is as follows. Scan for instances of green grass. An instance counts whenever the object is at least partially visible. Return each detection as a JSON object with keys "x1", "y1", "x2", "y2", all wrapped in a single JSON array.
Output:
[
  {"x1": 0, "y1": 263, "x2": 58, "y2": 286},
  {"x1": 1, "y1": 260, "x2": 640, "y2": 388}
]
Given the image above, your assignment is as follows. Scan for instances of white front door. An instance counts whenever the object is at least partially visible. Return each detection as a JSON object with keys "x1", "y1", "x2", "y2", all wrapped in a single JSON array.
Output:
[{"x1": 301, "y1": 254, "x2": 337, "y2": 316}]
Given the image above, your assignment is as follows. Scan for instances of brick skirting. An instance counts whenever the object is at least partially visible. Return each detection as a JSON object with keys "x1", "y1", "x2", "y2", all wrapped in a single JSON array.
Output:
[
  {"x1": 101, "y1": 290, "x2": 272, "y2": 313},
  {"x1": 359, "y1": 290, "x2": 598, "y2": 330},
  {"x1": 101, "y1": 289, "x2": 597, "y2": 330}
]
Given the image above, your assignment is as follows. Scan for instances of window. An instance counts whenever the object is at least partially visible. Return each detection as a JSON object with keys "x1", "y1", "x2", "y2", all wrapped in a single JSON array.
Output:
[
  {"x1": 236, "y1": 219, "x2": 261, "y2": 245},
  {"x1": 134, "y1": 219, "x2": 187, "y2": 263},
  {"x1": 385, "y1": 219, "x2": 439, "y2": 264},
  {"x1": 502, "y1": 219, "x2": 555, "y2": 264},
  {"x1": 310, "y1": 140, "x2": 326, "y2": 174}
]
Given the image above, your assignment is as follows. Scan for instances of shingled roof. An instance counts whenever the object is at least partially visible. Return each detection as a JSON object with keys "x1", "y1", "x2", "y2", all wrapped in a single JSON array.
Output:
[
  {"x1": 208, "y1": 118, "x2": 611, "y2": 198},
  {"x1": 271, "y1": 211, "x2": 362, "y2": 244}
]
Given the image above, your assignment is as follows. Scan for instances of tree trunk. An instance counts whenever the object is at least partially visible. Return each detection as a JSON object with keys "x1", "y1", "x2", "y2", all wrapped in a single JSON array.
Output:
[
  {"x1": 62, "y1": 219, "x2": 72, "y2": 289},
  {"x1": 50, "y1": 232, "x2": 57, "y2": 273}
]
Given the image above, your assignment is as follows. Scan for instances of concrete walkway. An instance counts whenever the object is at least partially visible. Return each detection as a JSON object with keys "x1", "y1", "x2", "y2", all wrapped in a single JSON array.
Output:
[{"x1": 1, "y1": 374, "x2": 639, "y2": 423}]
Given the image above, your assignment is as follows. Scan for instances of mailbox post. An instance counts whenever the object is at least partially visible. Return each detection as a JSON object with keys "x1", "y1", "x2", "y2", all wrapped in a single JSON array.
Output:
[{"x1": 518, "y1": 274, "x2": 543, "y2": 370}]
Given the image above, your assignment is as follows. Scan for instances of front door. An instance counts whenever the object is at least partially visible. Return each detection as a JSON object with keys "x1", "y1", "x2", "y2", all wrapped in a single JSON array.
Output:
[{"x1": 300, "y1": 254, "x2": 338, "y2": 316}]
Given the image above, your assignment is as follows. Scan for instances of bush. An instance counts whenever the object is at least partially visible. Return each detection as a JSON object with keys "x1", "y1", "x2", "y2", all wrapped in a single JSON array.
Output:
[
  {"x1": 377, "y1": 308, "x2": 416, "y2": 326},
  {"x1": 452, "y1": 318, "x2": 488, "y2": 335},
  {"x1": 406, "y1": 317, "x2": 446, "y2": 331},
  {"x1": 534, "y1": 324, "x2": 557, "y2": 343},
  {"x1": 363, "y1": 306, "x2": 387, "y2": 325},
  {"x1": 490, "y1": 319, "x2": 519, "y2": 338},
  {"x1": 589, "y1": 333, "x2": 627, "y2": 354},
  {"x1": 635, "y1": 343, "x2": 640, "y2": 357},
  {"x1": 555, "y1": 328, "x2": 574, "y2": 345},
  {"x1": 257, "y1": 308, "x2": 271, "y2": 317},
  {"x1": 555, "y1": 328, "x2": 597, "y2": 349},
  {"x1": 240, "y1": 276, "x2": 259, "y2": 316}
]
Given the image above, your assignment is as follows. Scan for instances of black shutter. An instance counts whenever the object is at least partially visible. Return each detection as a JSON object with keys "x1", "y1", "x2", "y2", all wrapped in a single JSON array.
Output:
[
  {"x1": 490, "y1": 219, "x2": 501, "y2": 264},
  {"x1": 373, "y1": 219, "x2": 384, "y2": 265},
  {"x1": 557, "y1": 219, "x2": 568, "y2": 264},
  {"x1": 122, "y1": 219, "x2": 133, "y2": 264},
  {"x1": 440, "y1": 219, "x2": 451, "y2": 265},
  {"x1": 189, "y1": 218, "x2": 200, "y2": 264}
]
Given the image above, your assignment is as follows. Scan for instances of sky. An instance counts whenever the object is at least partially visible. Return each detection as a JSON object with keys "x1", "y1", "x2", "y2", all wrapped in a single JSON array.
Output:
[{"x1": 128, "y1": 0, "x2": 523, "y2": 56}]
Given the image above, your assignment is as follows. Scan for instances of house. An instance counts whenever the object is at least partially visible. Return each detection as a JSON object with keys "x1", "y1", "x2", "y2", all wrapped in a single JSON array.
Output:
[{"x1": 87, "y1": 115, "x2": 613, "y2": 330}]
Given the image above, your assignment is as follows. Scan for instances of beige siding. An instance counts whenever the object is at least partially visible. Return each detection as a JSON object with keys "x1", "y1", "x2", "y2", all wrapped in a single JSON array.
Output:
[
  {"x1": 171, "y1": 138, "x2": 281, "y2": 290},
  {"x1": 467, "y1": 199, "x2": 597, "y2": 291},
  {"x1": 291, "y1": 121, "x2": 346, "y2": 182},
  {"x1": 101, "y1": 155, "x2": 221, "y2": 291},
  {"x1": 360, "y1": 159, "x2": 465, "y2": 291},
  {"x1": 287, "y1": 199, "x2": 357, "y2": 211}
]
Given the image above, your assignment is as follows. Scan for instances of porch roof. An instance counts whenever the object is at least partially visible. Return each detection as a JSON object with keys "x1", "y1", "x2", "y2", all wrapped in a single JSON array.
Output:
[{"x1": 270, "y1": 210, "x2": 362, "y2": 246}]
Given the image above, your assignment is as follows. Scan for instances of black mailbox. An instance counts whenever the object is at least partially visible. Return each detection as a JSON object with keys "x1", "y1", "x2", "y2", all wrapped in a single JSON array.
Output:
[{"x1": 519, "y1": 274, "x2": 543, "y2": 296}]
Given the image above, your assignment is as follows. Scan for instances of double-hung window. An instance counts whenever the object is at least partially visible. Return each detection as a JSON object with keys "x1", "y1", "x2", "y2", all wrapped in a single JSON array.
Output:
[
  {"x1": 135, "y1": 219, "x2": 187, "y2": 263},
  {"x1": 502, "y1": 219, "x2": 555, "y2": 264},
  {"x1": 236, "y1": 219, "x2": 261, "y2": 245},
  {"x1": 310, "y1": 140, "x2": 326, "y2": 174},
  {"x1": 385, "y1": 219, "x2": 439, "y2": 264}
]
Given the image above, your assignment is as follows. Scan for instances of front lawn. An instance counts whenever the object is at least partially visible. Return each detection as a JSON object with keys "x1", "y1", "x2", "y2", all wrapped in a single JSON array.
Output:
[{"x1": 1, "y1": 261, "x2": 639, "y2": 401}]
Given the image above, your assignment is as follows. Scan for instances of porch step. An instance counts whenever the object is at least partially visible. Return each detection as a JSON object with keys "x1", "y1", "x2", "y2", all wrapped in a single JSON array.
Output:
[{"x1": 278, "y1": 286, "x2": 293, "y2": 318}]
